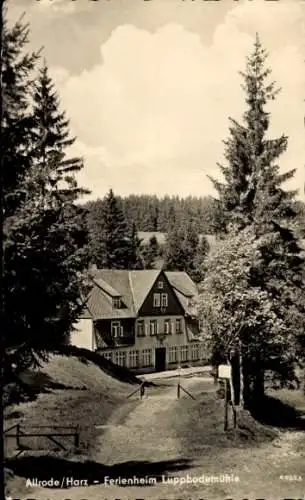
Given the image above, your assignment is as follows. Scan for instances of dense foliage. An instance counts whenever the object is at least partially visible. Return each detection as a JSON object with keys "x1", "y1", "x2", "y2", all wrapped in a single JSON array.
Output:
[
  {"x1": 2, "y1": 14, "x2": 90, "y2": 377},
  {"x1": 86, "y1": 194, "x2": 220, "y2": 234},
  {"x1": 86, "y1": 189, "x2": 144, "y2": 269},
  {"x1": 199, "y1": 35, "x2": 305, "y2": 405},
  {"x1": 164, "y1": 223, "x2": 209, "y2": 283}
]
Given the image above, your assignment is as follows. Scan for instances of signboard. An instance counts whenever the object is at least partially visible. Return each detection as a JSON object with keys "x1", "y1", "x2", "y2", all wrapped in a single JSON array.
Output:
[{"x1": 218, "y1": 364, "x2": 232, "y2": 379}]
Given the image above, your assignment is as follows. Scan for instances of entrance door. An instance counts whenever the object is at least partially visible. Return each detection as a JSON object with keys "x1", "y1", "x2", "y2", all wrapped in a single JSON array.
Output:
[{"x1": 155, "y1": 347, "x2": 166, "y2": 372}]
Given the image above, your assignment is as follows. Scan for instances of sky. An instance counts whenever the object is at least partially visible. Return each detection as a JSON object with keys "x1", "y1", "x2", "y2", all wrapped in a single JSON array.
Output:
[{"x1": 6, "y1": 0, "x2": 305, "y2": 201}]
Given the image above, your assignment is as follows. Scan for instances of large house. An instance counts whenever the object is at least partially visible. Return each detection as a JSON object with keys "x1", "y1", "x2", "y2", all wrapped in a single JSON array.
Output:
[{"x1": 72, "y1": 269, "x2": 207, "y2": 373}]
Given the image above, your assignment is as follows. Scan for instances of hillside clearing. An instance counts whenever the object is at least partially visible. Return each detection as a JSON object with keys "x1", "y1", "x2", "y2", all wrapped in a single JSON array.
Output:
[
  {"x1": 6, "y1": 374, "x2": 305, "y2": 500},
  {"x1": 4, "y1": 349, "x2": 140, "y2": 495}
]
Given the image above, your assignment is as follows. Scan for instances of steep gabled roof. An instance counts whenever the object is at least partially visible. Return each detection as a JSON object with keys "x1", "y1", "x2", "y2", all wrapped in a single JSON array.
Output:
[
  {"x1": 129, "y1": 270, "x2": 160, "y2": 312},
  {"x1": 94, "y1": 278, "x2": 122, "y2": 298},
  {"x1": 165, "y1": 271, "x2": 198, "y2": 316},
  {"x1": 84, "y1": 269, "x2": 198, "y2": 320},
  {"x1": 87, "y1": 270, "x2": 135, "y2": 320},
  {"x1": 165, "y1": 271, "x2": 197, "y2": 298}
]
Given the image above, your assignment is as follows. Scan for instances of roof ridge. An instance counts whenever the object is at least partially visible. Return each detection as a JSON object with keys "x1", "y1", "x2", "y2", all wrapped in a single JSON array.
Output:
[
  {"x1": 170, "y1": 283, "x2": 193, "y2": 298},
  {"x1": 131, "y1": 269, "x2": 161, "y2": 313},
  {"x1": 128, "y1": 270, "x2": 136, "y2": 315},
  {"x1": 93, "y1": 277, "x2": 121, "y2": 298}
]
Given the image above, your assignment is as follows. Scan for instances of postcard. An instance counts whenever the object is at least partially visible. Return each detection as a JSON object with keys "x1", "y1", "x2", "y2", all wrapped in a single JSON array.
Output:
[{"x1": 2, "y1": 0, "x2": 305, "y2": 500}]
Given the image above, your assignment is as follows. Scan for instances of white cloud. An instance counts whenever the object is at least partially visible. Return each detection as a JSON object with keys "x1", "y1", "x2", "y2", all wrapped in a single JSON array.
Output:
[
  {"x1": 35, "y1": 0, "x2": 76, "y2": 14},
  {"x1": 50, "y1": 0, "x2": 305, "y2": 200}
]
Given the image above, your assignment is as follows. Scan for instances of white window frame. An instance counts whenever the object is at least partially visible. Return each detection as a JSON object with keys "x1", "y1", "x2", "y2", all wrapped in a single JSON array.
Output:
[
  {"x1": 142, "y1": 348, "x2": 152, "y2": 367},
  {"x1": 153, "y1": 293, "x2": 161, "y2": 307},
  {"x1": 191, "y1": 344, "x2": 199, "y2": 361},
  {"x1": 157, "y1": 281, "x2": 164, "y2": 289},
  {"x1": 111, "y1": 321, "x2": 122, "y2": 338},
  {"x1": 113, "y1": 297, "x2": 121, "y2": 309},
  {"x1": 169, "y1": 346, "x2": 178, "y2": 363},
  {"x1": 137, "y1": 320, "x2": 145, "y2": 337},
  {"x1": 115, "y1": 351, "x2": 125, "y2": 366},
  {"x1": 149, "y1": 320, "x2": 157, "y2": 336},
  {"x1": 129, "y1": 350, "x2": 139, "y2": 368},
  {"x1": 103, "y1": 351, "x2": 113, "y2": 361},
  {"x1": 161, "y1": 293, "x2": 168, "y2": 307},
  {"x1": 180, "y1": 345, "x2": 188, "y2": 362},
  {"x1": 176, "y1": 318, "x2": 183, "y2": 334},
  {"x1": 164, "y1": 319, "x2": 171, "y2": 334}
]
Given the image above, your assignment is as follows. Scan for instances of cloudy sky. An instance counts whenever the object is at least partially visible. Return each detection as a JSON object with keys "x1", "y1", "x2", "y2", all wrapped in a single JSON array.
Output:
[{"x1": 7, "y1": 0, "x2": 305, "y2": 201}]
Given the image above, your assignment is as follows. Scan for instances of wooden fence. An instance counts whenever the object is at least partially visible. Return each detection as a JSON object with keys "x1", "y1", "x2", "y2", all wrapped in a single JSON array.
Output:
[{"x1": 4, "y1": 423, "x2": 80, "y2": 458}]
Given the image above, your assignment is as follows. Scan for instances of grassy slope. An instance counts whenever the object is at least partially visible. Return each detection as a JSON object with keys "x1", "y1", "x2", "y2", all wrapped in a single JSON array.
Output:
[
  {"x1": 8, "y1": 378, "x2": 305, "y2": 500},
  {"x1": 4, "y1": 350, "x2": 139, "y2": 460}
]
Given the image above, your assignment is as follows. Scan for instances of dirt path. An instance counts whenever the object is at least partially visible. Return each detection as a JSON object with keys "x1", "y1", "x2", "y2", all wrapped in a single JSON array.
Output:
[
  {"x1": 10, "y1": 376, "x2": 305, "y2": 500},
  {"x1": 92, "y1": 377, "x2": 198, "y2": 465}
]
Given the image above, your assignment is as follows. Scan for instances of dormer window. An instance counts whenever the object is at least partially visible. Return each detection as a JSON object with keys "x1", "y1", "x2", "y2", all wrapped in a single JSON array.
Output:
[{"x1": 113, "y1": 297, "x2": 122, "y2": 309}]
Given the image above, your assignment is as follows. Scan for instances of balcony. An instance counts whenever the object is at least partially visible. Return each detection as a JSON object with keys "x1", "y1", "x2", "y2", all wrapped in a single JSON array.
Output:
[{"x1": 112, "y1": 332, "x2": 135, "y2": 347}]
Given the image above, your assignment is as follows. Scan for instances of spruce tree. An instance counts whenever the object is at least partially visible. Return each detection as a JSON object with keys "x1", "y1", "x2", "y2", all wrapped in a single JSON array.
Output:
[
  {"x1": 2, "y1": 14, "x2": 40, "y2": 216},
  {"x1": 31, "y1": 62, "x2": 89, "y2": 204},
  {"x1": 192, "y1": 235, "x2": 210, "y2": 283},
  {"x1": 142, "y1": 235, "x2": 160, "y2": 269},
  {"x1": 163, "y1": 224, "x2": 186, "y2": 272},
  {"x1": 2, "y1": 19, "x2": 90, "y2": 376},
  {"x1": 203, "y1": 34, "x2": 305, "y2": 403},
  {"x1": 164, "y1": 222, "x2": 201, "y2": 280},
  {"x1": 210, "y1": 34, "x2": 293, "y2": 231},
  {"x1": 129, "y1": 222, "x2": 144, "y2": 269},
  {"x1": 91, "y1": 189, "x2": 134, "y2": 269}
]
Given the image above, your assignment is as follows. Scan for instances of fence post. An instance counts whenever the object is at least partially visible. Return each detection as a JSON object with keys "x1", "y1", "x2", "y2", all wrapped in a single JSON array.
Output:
[
  {"x1": 140, "y1": 383, "x2": 145, "y2": 399},
  {"x1": 224, "y1": 379, "x2": 229, "y2": 431}
]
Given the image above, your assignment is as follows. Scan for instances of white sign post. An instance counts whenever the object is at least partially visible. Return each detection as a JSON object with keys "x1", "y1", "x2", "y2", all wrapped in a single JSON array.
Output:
[
  {"x1": 218, "y1": 364, "x2": 232, "y2": 379},
  {"x1": 218, "y1": 364, "x2": 232, "y2": 431}
]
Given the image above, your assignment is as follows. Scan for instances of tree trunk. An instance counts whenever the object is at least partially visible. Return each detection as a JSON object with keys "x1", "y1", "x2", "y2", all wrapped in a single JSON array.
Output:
[
  {"x1": 239, "y1": 340, "x2": 244, "y2": 408},
  {"x1": 242, "y1": 362, "x2": 252, "y2": 410},
  {"x1": 253, "y1": 366, "x2": 265, "y2": 402}
]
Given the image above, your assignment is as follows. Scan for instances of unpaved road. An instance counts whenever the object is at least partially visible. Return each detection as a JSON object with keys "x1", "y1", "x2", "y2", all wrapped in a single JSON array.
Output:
[{"x1": 10, "y1": 376, "x2": 305, "y2": 500}]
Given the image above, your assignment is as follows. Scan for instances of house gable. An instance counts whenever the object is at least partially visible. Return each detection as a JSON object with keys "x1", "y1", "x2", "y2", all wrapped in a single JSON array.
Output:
[{"x1": 138, "y1": 270, "x2": 185, "y2": 317}]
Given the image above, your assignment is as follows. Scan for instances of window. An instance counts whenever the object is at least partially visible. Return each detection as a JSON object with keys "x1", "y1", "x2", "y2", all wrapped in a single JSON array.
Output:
[
  {"x1": 176, "y1": 318, "x2": 183, "y2": 334},
  {"x1": 180, "y1": 345, "x2": 188, "y2": 362},
  {"x1": 157, "y1": 281, "x2": 164, "y2": 289},
  {"x1": 161, "y1": 293, "x2": 168, "y2": 308},
  {"x1": 114, "y1": 350, "x2": 126, "y2": 366},
  {"x1": 111, "y1": 321, "x2": 122, "y2": 338},
  {"x1": 142, "y1": 349, "x2": 152, "y2": 367},
  {"x1": 168, "y1": 346, "x2": 178, "y2": 363},
  {"x1": 191, "y1": 344, "x2": 199, "y2": 361},
  {"x1": 153, "y1": 293, "x2": 160, "y2": 307},
  {"x1": 103, "y1": 352, "x2": 113, "y2": 362},
  {"x1": 150, "y1": 320, "x2": 157, "y2": 336},
  {"x1": 113, "y1": 297, "x2": 121, "y2": 309},
  {"x1": 137, "y1": 320, "x2": 145, "y2": 337},
  {"x1": 164, "y1": 319, "x2": 171, "y2": 334},
  {"x1": 129, "y1": 350, "x2": 139, "y2": 368}
]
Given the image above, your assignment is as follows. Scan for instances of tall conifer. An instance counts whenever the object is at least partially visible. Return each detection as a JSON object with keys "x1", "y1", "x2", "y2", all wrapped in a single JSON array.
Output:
[{"x1": 202, "y1": 35, "x2": 305, "y2": 402}]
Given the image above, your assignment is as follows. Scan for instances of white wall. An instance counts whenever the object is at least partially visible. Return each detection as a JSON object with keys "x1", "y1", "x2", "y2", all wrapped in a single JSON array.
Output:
[{"x1": 71, "y1": 319, "x2": 94, "y2": 350}]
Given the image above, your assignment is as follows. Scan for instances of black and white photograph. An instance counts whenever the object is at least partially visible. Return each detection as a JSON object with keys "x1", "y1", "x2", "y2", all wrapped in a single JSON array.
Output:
[{"x1": 1, "y1": 0, "x2": 305, "y2": 499}]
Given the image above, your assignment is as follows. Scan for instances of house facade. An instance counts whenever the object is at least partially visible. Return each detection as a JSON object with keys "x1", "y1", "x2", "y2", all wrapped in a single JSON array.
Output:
[{"x1": 72, "y1": 269, "x2": 207, "y2": 373}]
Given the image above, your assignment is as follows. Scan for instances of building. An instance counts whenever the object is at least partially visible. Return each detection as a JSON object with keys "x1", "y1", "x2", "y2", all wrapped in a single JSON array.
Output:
[{"x1": 72, "y1": 269, "x2": 207, "y2": 373}]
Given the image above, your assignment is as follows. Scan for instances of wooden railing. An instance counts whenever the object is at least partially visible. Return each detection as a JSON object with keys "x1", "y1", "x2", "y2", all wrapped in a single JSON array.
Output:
[{"x1": 4, "y1": 423, "x2": 80, "y2": 458}]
